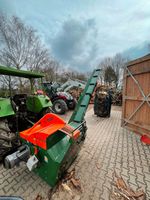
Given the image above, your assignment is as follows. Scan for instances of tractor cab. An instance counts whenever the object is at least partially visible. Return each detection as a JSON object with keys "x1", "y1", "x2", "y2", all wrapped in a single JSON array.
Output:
[
  {"x1": 0, "y1": 66, "x2": 52, "y2": 117},
  {"x1": 42, "y1": 82, "x2": 58, "y2": 99},
  {"x1": 42, "y1": 82, "x2": 76, "y2": 114}
]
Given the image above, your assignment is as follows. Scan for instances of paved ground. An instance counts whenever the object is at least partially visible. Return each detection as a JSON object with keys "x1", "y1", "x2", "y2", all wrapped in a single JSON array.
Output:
[{"x1": 0, "y1": 106, "x2": 150, "y2": 200}]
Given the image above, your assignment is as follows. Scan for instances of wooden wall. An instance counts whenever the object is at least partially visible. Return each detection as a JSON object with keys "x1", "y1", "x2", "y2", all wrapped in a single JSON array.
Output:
[{"x1": 122, "y1": 54, "x2": 150, "y2": 137}]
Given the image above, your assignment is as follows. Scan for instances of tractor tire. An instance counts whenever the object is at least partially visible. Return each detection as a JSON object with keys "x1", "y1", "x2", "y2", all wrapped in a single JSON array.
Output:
[
  {"x1": 67, "y1": 99, "x2": 77, "y2": 110},
  {"x1": 0, "y1": 136, "x2": 11, "y2": 162},
  {"x1": 0, "y1": 120, "x2": 19, "y2": 161},
  {"x1": 52, "y1": 99, "x2": 67, "y2": 115},
  {"x1": 41, "y1": 107, "x2": 53, "y2": 116}
]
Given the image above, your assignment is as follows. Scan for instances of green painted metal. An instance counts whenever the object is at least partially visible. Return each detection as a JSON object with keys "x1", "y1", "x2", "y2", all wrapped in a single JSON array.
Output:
[
  {"x1": 0, "y1": 66, "x2": 52, "y2": 119},
  {"x1": 26, "y1": 95, "x2": 52, "y2": 113},
  {"x1": 0, "y1": 65, "x2": 44, "y2": 78},
  {"x1": 69, "y1": 69, "x2": 101, "y2": 124},
  {"x1": 21, "y1": 69, "x2": 100, "y2": 187},
  {"x1": 21, "y1": 131, "x2": 77, "y2": 187},
  {"x1": 33, "y1": 132, "x2": 73, "y2": 187},
  {"x1": 0, "y1": 98, "x2": 15, "y2": 118}
]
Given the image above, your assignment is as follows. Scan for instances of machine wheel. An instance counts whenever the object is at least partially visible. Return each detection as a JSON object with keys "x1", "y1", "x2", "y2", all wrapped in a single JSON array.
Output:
[
  {"x1": 41, "y1": 107, "x2": 53, "y2": 116},
  {"x1": 52, "y1": 99, "x2": 67, "y2": 114},
  {"x1": 0, "y1": 121, "x2": 18, "y2": 161},
  {"x1": 0, "y1": 136, "x2": 11, "y2": 161},
  {"x1": 67, "y1": 99, "x2": 77, "y2": 110}
]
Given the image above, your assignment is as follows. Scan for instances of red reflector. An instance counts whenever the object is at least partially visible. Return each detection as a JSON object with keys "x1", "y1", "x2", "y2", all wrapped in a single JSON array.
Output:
[{"x1": 141, "y1": 135, "x2": 150, "y2": 145}]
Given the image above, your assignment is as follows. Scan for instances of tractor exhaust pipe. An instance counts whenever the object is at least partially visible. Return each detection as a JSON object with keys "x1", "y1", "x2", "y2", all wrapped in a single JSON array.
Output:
[{"x1": 4, "y1": 145, "x2": 30, "y2": 169}]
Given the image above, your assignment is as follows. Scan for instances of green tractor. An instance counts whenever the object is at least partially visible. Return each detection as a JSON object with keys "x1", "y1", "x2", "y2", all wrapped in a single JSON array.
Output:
[{"x1": 0, "y1": 66, "x2": 52, "y2": 160}]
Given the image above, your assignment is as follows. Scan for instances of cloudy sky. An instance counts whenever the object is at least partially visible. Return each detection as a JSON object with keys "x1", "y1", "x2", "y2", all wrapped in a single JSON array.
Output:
[{"x1": 0, "y1": 0, "x2": 150, "y2": 71}]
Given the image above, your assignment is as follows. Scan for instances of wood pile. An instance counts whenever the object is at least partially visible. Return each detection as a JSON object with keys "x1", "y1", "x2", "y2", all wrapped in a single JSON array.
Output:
[
  {"x1": 112, "y1": 91, "x2": 122, "y2": 106},
  {"x1": 69, "y1": 88, "x2": 83, "y2": 100}
]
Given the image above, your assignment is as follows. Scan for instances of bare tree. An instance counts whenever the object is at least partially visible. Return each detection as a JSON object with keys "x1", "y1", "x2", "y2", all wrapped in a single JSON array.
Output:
[
  {"x1": 98, "y1": 54, "x2": 127, "y2": 88},
  {"x1": 42, "y1": 59, "x2": 61, "y2": 82},
  {"x1": 0, "y1": 15, "x2": 52, "y2": 91},
  {"x1": 60, "y1": 68, "x2": 88, "y2": 83},
  {"x1": 98, "y1": 57, "x2": 112, "y2": 84},
  {"x1": 104, "y1": 66, "x2": 117, "y2": 85},
  {"x1": 111, "y1": 53, "x2": 127, "y2": 88}
]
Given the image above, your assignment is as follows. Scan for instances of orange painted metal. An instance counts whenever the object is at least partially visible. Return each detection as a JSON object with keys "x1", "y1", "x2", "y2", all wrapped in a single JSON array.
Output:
[
  {"x1": 20, "y1": 113, "x2": 81, "y2": 150},
  {"x1": 20, "y1": 113, "x2": 66, "y2": 150}
]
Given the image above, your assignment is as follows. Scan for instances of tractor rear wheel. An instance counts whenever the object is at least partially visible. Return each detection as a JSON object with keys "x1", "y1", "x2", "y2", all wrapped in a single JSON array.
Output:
[
  {"x1": 52, "y1": 99, "x2": 67, "y2": 114},
  {"x1": 67, "y1": 99, "x2": 77, "y2": 110},
  {"x1": 40, "y1": 107, "x2": 53, "y2": 116},
  {"x1": 0, "y1": 120, "x2": 19, "y2": 161}
]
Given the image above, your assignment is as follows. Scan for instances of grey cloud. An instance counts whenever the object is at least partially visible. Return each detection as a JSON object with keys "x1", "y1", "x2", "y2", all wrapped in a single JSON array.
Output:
[
  {"x1": 50, "y1": 18, "x2": 98, "y2": 71},
  {"x1": 1, "y1": 0, "x2": 150, "y2": 71}
]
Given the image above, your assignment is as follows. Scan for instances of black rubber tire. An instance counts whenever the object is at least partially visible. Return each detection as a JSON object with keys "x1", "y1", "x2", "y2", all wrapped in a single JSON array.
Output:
[
  {"x1": 67, "y1": 99, "x2": 77, "y2": 110},
  {"x1": 52, "y1": 99, "x2": 67, "y2": 114},
  {"x1": 0, "y1": 127, "x2": 14, "y2": 162},
  {"x1": 41, "y1": 107, "x2": 53, "y2": 116}
]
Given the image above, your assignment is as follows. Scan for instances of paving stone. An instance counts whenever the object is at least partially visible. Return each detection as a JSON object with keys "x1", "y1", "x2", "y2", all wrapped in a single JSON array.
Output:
[
  {"x1": 121, "y1": 168, "x2": 129, "y2": 177},
  {"x1": 129, "y1": 167, "x2": 136, "y2": 175},
  {"x1": 128, "y1": 174, "x2": 137, "y2": 186},
  {"x1": 136, "y1": 174, "x2": 145, "y2": 184},
  {"x1": 122, "y1": 162, "x2": 128, "y2": 169},
  {"x1": 128, "y1": 161, "x2": 135, "y2": 168},
  {"x1": 100, "y1": 186, "x2": 110, "y2": 200},
  {"x1": 136, "y1": 166, "x2": 143, "y2": 175},
  {"x1": 135, "y1": 160, "x2": 142, "y2": 168},
  {"x1": 0, "y1": 108, "x2": 150, "y2": 200},
  {"x1": 137, "y1": 181, "x2": 147, "y2": 191},
  {"x1": 143, "y1": 166, "x2": 150, "y2": 174},
  {"x1": 0, "y1": 189, "x2": 4, "y2": 195},
  {"x1": 144, "y1": 174, "x2": 150, "y2": 183}
]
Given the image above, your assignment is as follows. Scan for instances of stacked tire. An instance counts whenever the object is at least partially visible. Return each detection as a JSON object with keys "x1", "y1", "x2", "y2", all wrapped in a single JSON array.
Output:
[{"x1": 94, "y1": 91, "x2": 110, "y2": 117}]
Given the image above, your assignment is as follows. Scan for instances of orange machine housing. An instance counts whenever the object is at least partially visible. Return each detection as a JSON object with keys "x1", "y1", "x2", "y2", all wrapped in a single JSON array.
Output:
[{"x1": 20, "y1": 113, "x2": 80, "y2": 150}]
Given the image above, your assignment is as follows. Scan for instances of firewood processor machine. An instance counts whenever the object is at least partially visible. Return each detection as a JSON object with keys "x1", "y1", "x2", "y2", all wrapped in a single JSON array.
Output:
[{"x1": 4, "y1": 69, "x2": 100, "y2": 187}]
